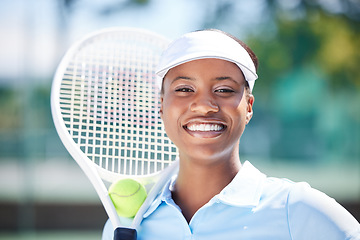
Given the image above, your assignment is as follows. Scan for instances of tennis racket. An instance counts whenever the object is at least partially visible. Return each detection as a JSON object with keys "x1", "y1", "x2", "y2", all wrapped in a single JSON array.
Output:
[{"x1": 51, "y1": 27, "x2": 178, "y2": 240}]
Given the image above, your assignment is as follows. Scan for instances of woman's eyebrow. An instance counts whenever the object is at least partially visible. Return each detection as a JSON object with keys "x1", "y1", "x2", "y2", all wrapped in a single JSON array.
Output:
[
  {"x1": 215, "y1": 76, "x2": 233, "y2": 81},
  {"x1": 214, "y1": 76, "x2": 242, "y2": 85},
  {"x1": 170, "y1": 76, "x2": 243, "y2": 85},
  {"x1": 171, "y1": 76, "x2": 195, "y2": 84}
]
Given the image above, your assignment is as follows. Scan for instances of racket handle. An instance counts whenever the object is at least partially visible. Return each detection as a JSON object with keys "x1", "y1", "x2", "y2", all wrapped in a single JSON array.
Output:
[{"x1": 114, "y1": 227, "x2": 137, "y2": 240}]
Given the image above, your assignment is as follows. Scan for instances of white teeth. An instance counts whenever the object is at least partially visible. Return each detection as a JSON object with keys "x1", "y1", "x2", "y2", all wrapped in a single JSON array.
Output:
[{"x1": 187, "y1": 124, "x2": 223, "y2": 132}]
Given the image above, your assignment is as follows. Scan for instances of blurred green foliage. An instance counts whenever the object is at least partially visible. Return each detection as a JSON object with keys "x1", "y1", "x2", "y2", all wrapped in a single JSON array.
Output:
[
  {"x1": 0, "y1": 84, "x2": 52, "y2": 130},
  {"x1": 0, "y1": 88, "x2": 21, "y2": 129},
  {"x1": 245, "y1": 4, "x2": 360, "y2": 162},
  {"x1": 251, "y1": 11, "x2": 360, "y2": 95}
]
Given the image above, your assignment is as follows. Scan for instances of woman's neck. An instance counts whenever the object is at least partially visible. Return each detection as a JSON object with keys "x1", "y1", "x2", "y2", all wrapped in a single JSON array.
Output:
[{"x1": 171, "y1": 154, "x2": 241, "y2": 223}]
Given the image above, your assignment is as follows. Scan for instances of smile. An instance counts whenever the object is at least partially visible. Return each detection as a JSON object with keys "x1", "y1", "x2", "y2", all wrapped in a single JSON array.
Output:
[
  {"x1": 184, "y1": 122, "x2": 226, "y2": 139},
  {"x1": 186, "y1": 123, "x2": 225, "y2": 132}
]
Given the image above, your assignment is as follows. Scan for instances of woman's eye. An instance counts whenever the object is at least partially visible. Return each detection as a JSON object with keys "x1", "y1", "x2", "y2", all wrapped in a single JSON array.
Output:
[
  {"x1": 215, "y1": 88, "x2": 235, "y2": 93},
  {"x1": 175, "y1": 87, "x2": 193, "y2": 92}
]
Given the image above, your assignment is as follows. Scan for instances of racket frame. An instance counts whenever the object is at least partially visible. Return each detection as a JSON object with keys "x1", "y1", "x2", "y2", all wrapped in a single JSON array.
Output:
[{"x1": 51, "y1": 27, "x2": 178, "y2": 231}]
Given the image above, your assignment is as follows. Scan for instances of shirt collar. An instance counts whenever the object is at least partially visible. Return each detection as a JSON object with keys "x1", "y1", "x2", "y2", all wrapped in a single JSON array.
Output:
[
  {"x1": 142, "y1": 174, "x2": 177, "y2": 218},
  {"x1": 143, "y1": 161, "x2": 266, "y2": 218},
  {"x1": 216, "y1": 161, "x2": 266, "y2": 207}
]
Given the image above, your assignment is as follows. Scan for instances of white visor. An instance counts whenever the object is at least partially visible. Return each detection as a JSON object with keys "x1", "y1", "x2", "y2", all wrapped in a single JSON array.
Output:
[{"x1": 156, "y1": 30, "x2": 258, "y2": 91}]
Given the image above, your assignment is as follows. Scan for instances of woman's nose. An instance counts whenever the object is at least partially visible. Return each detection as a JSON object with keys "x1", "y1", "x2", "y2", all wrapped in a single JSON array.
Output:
[{"x1": 190, "y1": 93, "x2": 219, "y2": 114}]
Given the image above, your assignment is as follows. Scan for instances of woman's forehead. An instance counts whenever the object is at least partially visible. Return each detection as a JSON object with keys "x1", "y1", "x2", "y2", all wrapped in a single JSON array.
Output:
[{"x1": 165, "y1": 58, "x2": 245, "y2": 82}]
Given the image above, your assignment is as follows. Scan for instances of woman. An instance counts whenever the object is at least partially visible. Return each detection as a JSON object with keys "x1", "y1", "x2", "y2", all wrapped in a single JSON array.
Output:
[{"x1": 103, "y1": 29, "x2": 360, "y2": 239}]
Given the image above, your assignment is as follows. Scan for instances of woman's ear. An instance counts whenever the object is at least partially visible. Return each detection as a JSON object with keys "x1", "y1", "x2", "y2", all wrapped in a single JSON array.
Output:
[
  {"x1": 246, "y1": 94, "x2": 254, "y2": 124},
  {"x1": 160, "y1": 96, "x2": 163, "y2": 118}
]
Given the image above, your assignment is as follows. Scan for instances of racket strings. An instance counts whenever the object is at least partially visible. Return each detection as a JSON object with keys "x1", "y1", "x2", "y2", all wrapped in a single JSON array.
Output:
[{"x1": 58, "y1": 34, "x2": 177, "y2": 177}]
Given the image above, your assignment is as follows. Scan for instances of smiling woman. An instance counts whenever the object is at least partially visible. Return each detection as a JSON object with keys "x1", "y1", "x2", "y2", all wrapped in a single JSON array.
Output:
[
  {"x1": 101, "y1": 29, "x2": 360, "y2": 240},
  {"x1": 160, "y1": 57, "x2": 254, "y2": 223},
  {"x1": 160, "y1": 59, "x2": 252, "y2": 169}
]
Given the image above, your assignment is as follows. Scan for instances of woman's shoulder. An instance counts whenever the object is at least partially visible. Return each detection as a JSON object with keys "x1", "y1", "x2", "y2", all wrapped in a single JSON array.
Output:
[{"x1": 259, "y1": 175, "x2": 360, "y2": 239}]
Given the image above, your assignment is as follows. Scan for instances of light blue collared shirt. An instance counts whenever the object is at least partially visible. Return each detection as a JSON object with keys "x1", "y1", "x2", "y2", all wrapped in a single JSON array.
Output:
[{"x1": 102, "y1": 161, "x2": 360, "y2": 240}]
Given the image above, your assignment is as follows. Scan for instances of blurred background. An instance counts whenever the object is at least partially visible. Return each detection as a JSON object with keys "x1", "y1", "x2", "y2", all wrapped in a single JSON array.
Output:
[{"x1": 0, "y1": 0, "x2": 359, "y2": 239}]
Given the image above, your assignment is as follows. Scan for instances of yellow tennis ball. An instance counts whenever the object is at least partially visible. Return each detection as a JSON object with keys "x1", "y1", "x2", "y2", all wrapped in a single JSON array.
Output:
[{"x1": 108, "y1": 179, "x2": 147, "y2": 218}]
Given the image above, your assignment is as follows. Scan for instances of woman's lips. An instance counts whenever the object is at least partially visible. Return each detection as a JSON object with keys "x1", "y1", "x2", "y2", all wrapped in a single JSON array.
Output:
[
  {"x1": 183, "y1": 122, "x2": 226, "y2": 138},
  {"x1": 186, "y1": 123, "x2": 225, "y2": 132}
]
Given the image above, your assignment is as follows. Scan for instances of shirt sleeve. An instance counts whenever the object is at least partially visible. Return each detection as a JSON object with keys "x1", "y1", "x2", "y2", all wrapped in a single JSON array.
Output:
[
  {"x1": 287, "y1": 182, "x2": 360, "y2": 240},
  {"x1": 101, "y1": 219, "x2": 114, "y2": 240}
]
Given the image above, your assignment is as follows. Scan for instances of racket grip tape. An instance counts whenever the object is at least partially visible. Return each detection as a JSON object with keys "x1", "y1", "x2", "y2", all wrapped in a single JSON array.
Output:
[{"x1": 114, "y1": 227, "x2": 137, "y2": 240}]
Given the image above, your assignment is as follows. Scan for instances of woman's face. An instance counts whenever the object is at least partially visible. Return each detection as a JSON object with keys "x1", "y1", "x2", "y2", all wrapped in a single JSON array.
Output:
[{"x1": 160, "y1": 58, "x2": 254, "y2": 164}]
